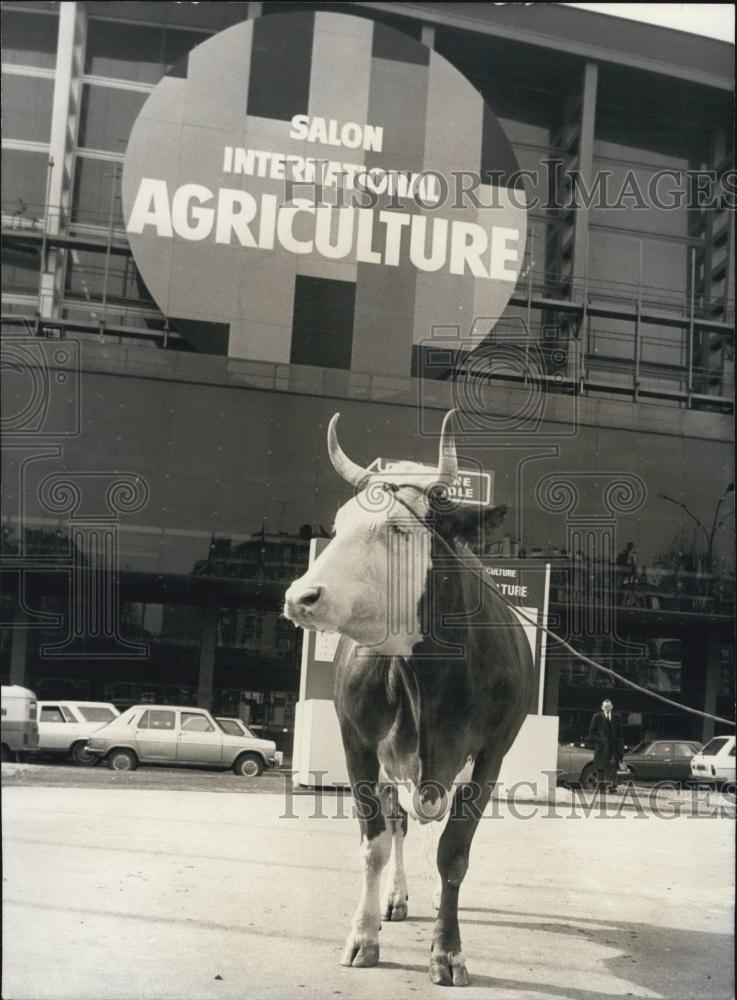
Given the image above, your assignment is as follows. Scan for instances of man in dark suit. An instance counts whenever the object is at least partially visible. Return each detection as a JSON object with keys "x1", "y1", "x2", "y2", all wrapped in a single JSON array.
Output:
[{"x1": 588, "y1": 698, "x2": 624, "y2": 792}]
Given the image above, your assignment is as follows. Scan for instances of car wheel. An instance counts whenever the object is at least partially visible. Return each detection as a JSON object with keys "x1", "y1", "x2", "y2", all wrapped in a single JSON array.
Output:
[
  {"x1": 71, "y1": 741, "x2": 99, "y2": 767},
  {"x1": 580, "y1": 764, "x2": 597, "y2": 790},
  {"x1": 233, "y1": 753, "x2": 263, "y2": 777},
  {"x1": 108, "y1": 748, "x2": 138, "y2": 772}
]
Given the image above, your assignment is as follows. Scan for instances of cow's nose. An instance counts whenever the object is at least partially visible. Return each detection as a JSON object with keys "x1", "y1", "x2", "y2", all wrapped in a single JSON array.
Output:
[
  {"x1": 297, "y1": 586, "x2": 323, "y2": 607},
  {"x1": 288, "y1": 585, "x2": 324, "y2": 616}
]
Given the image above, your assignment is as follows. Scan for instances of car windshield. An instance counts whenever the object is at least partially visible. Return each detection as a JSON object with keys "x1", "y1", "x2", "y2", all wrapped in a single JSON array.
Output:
[
  {"x1": 699, "y1": 737, "x2": 730, "y2": 756},
  {"x1": 77, "y1": 706, "x2": 116, "y2": 723},
  {"x1": 627, "y1": 741, "x2": 649, "y2": 755}
]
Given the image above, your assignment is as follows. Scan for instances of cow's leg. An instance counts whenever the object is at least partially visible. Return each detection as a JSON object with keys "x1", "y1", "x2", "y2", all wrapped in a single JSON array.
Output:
[
  {"x1": 432, "y1": 873, "x2": 442, "y2": 911},
  {"x1": 430, "y1": 759, "x2": 499, "y2": 987},
  {"x1": 381, "y1": 786, "x2": 409, "y2": 921},
  {"x1": 341, "y1": 747, "x2": 391, "y2": 968}
]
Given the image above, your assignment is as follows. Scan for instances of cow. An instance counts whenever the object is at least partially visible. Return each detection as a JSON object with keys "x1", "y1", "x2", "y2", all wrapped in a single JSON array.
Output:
[{"x1": 284, "y1": 410, "x2": 534, "y2": 986}]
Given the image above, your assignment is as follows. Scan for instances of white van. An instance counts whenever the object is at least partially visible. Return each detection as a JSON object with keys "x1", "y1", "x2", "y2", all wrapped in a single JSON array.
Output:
[
  {"x1": 1, "y1": 686, "x2": 39, "y2": 761},
  {"x1": 37, "y1": 700, "x2": 120, "y2": 765}
]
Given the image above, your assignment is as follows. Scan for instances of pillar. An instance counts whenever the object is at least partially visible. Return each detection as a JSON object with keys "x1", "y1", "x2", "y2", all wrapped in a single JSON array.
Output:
[
  {"x1": 197, "y1": 597, "x2": 220, "y2": 711},
  {"x1": 701, "y1": 633, "x2": 720, "y2": 744},
  {"x1": 9, "y1": 608, "x2": 29, "y2": 687}
]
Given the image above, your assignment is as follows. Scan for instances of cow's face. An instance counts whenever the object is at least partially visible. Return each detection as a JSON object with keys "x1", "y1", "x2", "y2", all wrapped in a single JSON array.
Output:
[{"x1": 283, "y1": 413, "x2": 459, "y2": 654}]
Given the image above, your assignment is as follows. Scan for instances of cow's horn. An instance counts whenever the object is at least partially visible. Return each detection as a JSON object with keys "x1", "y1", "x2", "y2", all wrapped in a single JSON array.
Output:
[
  {"x1": 327, "y1": 413, "x2": 368, "y2": 488},
  {"x1": 437, "y1": 409, "x2": 458, "y2": 481}
]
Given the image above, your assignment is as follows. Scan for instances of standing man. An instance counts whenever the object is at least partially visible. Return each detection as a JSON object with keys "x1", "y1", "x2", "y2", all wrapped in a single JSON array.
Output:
[{"x1": 588, "y1": 698, "x2": 624, "y2": 792}]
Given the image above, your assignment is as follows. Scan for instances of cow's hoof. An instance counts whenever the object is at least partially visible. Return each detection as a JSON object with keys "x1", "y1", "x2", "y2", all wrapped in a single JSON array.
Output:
[
  {"x1": 382, "y1": 891, "x2": 408, "y2": 921},
  {"x1": 340, "y1": 933, "x2": 380, "y2": 968},
  {"x1": 430, "y1": 950, "x2": 470, "y2": 987}
]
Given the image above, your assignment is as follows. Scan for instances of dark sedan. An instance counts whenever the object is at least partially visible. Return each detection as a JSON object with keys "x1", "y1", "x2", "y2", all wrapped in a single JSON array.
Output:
[{"x1": 622, "y1": 740, "x2": 702, "y2": 783}]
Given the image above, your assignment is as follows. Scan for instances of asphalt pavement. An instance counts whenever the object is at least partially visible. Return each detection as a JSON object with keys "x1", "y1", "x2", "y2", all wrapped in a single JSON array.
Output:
[{"x1": 2, "y1": 764, "x2": 734, "y2": 1000}]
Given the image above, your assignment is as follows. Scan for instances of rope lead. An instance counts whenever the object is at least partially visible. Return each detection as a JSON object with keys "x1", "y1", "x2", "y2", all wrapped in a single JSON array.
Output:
[{"x1": 384, "y1": 484, "x2": 735, "y2": 729}]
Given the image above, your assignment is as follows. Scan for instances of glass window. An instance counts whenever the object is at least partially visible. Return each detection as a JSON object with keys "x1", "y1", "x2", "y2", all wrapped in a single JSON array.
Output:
[
  {"x1": 71, "y1": 157, "x2": 122, "y2": 228},
  {"x1": 60, "y1": 705, "x2": 78, "y2": 723},
  {"x1": 2, "y1": 245, "x2": 41, "y2": 294},
  {"x1": 84, "y1": 20, "x2": 204, "y2": 84},
  {"x1": 181, "y1": 713, "x2": 214, "y2": 733},
  {"x1": 2, "y1": 11, "x2": 58, "y2": 69},
  {"x1": 149, "y1": 709, "x2": 175, "y2": 730},
  {"x1": 675, "y1": 743, "x2": 696, "y2": 757},
  {"x1": 1, "y1": 74, "x2": 54, "y2": 143},
  {"x1": 39, "y1": 706, "x2": 64, "y2": 722},
  {"x1": 77, "y1": 706, "x2": 117, "y2": 723},
  {"x1": 700, "y1": 737, "x2": 729, "y2": 756},
  {"x1": 1, "y1": 148, "x2": 50, "y2": 217},
  {"x1": 595, "y1": 63, "x2": 722, "y2": 164},
  {"x1": 217, "y1": 719, "x2": 241, "y2": 736},
  {"x1": 647, "y1": 743, "x2": 671, "y2": 758},
  {"x1": 65, "y1": 249, "x2": 154, "y2": 305},
  {"x1": 588, "y1": 230, "x2": 689, "y2": 312},
  {"x1": 78, "y1": 85, "x2": 148, "y2": 153},
  {"x1": 138, "y1": 709, "x2": 176, "y2": 730}
]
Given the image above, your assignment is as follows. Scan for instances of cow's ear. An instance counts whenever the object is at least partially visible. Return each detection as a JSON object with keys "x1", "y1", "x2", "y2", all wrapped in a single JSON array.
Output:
[{"x1": 435, "y1": 504, "x2": 508, "y2": 545}]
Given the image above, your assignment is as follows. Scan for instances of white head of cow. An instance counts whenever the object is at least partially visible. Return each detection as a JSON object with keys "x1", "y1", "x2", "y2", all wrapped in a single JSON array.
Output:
[{"x1": 283, "y1": 411, "x2": 458, "y2": 654}]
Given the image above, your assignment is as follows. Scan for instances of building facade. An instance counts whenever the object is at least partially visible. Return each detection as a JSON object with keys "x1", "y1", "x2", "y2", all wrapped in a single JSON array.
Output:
[{"x1": 2, "y1": 1, "x2": 734, "y2": 751}]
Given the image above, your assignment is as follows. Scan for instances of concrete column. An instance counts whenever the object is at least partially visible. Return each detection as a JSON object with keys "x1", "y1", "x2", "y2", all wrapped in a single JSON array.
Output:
[
  {"x1": 43, "y1": 1, "x2": 87, "y2": 319},
  {"x1": 196, "y1": 598, "x2": 220, "y2": 711},
  {"x1": 9, "y1": 609, "x2": 30, "y2": 687},
  {"x1": 701, "y1": 633, "x2": 720, "y2": 744},
  {"x1": 571, "y1": 61, "x2": 598, "y2": 288}
]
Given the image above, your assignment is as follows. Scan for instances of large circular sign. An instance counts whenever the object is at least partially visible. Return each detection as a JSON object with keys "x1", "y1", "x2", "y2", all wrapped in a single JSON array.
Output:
[{"x1": 122, "y1": 11, "x2": 527, "y2": 368}]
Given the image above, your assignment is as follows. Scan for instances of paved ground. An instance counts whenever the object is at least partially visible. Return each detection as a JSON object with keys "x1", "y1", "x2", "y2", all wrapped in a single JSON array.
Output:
[
  {"x1": 2, "y1": 771, "x2": 734, "y2": 1000},
  {"x1": 2, "y1": 760, "x2": 733, "y2": 816}
]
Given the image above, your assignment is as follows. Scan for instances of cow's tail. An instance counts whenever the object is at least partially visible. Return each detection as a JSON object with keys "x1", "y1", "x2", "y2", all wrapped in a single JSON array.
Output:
[{"x1": 415, "y1": 815, "x2": 443, "y2": 886}]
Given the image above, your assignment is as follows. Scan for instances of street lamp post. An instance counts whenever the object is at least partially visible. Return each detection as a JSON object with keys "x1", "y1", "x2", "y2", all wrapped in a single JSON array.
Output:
[
  {"x1": 706, "y1": 483, "x2": 735, "y2": 576},
  {"x1": 657, "y1": 484, "x2": 735, "y2": 594}
]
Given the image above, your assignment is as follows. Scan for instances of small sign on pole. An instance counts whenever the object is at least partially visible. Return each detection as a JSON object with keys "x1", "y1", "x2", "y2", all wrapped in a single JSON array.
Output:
[{"x1": 366, "y1": 458, "x2": 493, "y2": 506}]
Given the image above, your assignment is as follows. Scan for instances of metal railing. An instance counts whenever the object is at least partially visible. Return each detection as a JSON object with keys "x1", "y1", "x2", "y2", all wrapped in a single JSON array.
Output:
[{"x1": 2, "y1": 199, "x2": 734, "y2": 409}]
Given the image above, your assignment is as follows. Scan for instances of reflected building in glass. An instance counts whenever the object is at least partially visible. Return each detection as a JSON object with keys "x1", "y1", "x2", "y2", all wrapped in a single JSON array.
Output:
[{"x1": 1, "y1": 1, "x2": 734, "y2": 752}]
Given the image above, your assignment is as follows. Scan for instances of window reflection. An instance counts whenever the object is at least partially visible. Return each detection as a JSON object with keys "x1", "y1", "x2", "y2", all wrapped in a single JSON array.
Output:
[
  {"x1": 84, "y1": 20, "x2": 208, "y2": 83},
  {"x1": 2, "y1": 11, "x2": 58, "y2": 69},
  {"x1": 78, "y1": 85, "x2": 148, "y2": 152},
  {"x1": 1, "y1": 149, "x2": 50, "y2": 219},
  {"x1": 1, "y1": 74, "x2": 54, "y2": 143},
  {"x1": 192, "y1": 527, "x2": 312, "y2": 582}
]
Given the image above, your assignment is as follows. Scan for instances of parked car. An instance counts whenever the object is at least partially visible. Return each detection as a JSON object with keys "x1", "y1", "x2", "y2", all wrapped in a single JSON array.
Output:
[
  {"x1": 37, "y1": 700, "x2": 120, "y2": 765},
  {"x1": 1, "y1": 686, "x2": 39, "y2": 761},
  {"x1": 690, "y1": 735, "x2": 736, "y2": 789},
  {"x1": 86, "y1": 705, "x2": 281, "y2": 775},
  {"x1": 216, "y1": 717, "x2": 284, "y2": 767},
  {"x1": 556, "y1": 741, "x2": 629, "y2": 789},
  {"x1": 621, "y1": 740, "x2": 702, "y2": 783}
]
